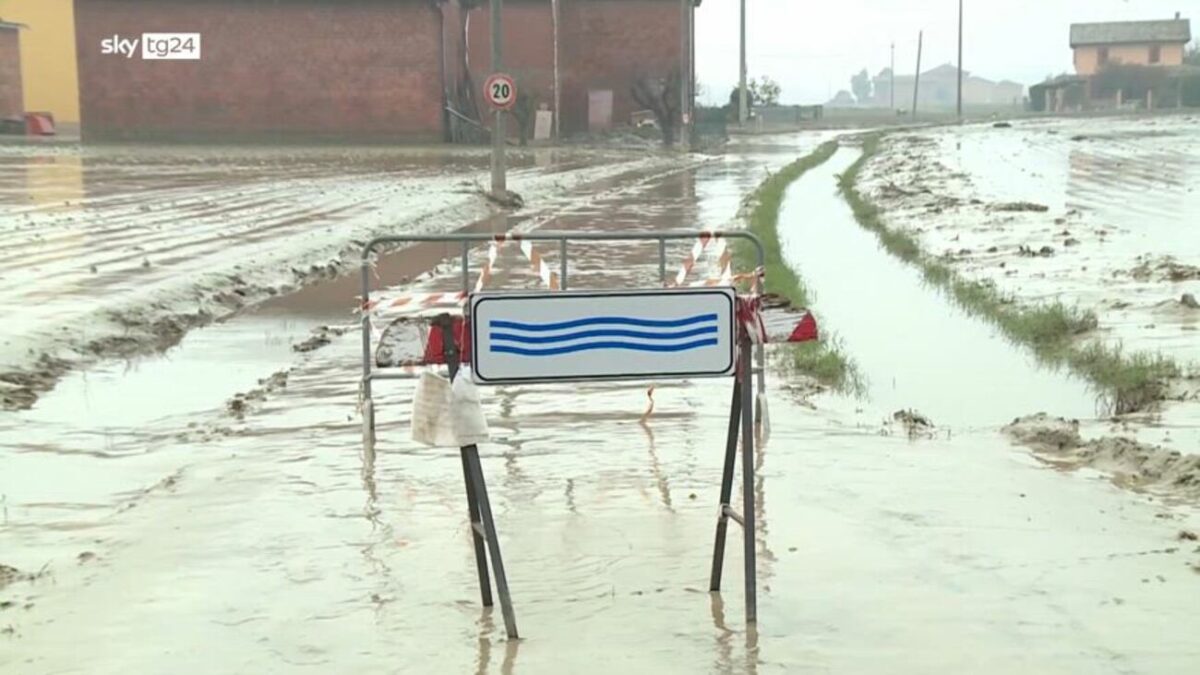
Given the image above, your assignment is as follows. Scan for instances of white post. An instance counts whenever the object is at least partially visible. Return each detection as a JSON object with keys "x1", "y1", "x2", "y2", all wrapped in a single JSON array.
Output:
[{"x1": 738, "y1": 0, "x2": 748, "y2": 125}]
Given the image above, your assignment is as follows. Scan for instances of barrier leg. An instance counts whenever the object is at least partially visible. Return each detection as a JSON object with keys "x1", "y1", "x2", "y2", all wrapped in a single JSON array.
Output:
[
  {"x1": 709, "y1": 379, "x2": 742, "y2": 591},
  {"x1": 362, "y1": 397, "x2": 375, "y2": 448},
  {"x1": 740, "y1": 345, "x2": 758, "y2": 624},
  {"x1": 461, "y1": 447, "x2": 494, "y2": 607},
  {"x1": 465, "y1": 445, "x2": 519, "y2": 639}
]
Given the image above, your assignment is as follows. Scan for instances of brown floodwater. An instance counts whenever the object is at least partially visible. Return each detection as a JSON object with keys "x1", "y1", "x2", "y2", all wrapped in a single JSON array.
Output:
[{"x1": 3, "y1": 134, "x2": 1199, "y2": 673}]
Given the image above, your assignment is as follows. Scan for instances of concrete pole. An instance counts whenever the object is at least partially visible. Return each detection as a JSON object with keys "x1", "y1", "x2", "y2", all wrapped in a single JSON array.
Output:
[
  {"x1": 681, "y1": 0, "x2": 689, "y2": 147},
  {"x1": 552, "y1": 0, "x2": 560, "y2": 139},
  {"x1": 690, "y1": 2, "x2": 696, "y2": 135},
  {"x1": 490, "y1": 0, "x2": 506, "y2": 197},
  {"x1": 913, "y1": 30, "x2": 923, "y2": 120},
  {"x1": 890, "y1": 42, "x2": 895, "y2": 110},
  {"x1": 956, "y1": 0, "x2": 964, "y2": 121},
  {"x1": 738, "y1": 0, "x2": 748, "y2": 125}
]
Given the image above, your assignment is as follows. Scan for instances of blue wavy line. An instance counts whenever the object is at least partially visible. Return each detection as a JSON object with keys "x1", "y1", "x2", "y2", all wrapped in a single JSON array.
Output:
[
  {"x1": 491, "y1": 338, "x2": 719, "y2": 357},
  {"x1": 491, "y1": 325, "x2": 718, "y2": 345},
  {"x1": 489, "y1": 313, "x2": 718, "y2": 332}
]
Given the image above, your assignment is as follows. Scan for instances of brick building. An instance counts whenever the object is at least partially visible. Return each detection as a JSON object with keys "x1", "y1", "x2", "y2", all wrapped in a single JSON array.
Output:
[
  {"x1": 74, "y1": 0, "x2": 445, "y2": 141},
  {"x1": 73, "y1": 0, "x2": 693, "y2": 142},
  {"x1": 454, "y1": 0, "x2": 689, "y2": 136},
  {"x1": 0, "y1": 21, "x2": 24, "y2": 122}
]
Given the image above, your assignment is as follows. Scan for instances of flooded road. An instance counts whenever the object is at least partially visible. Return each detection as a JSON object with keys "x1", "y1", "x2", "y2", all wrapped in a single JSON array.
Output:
[
  {"x1": 3, "y1": 134, "x2": 1200, "y2": 673},
  {"x1": 778, "y1": 149, "x2": 1100, "y2": 429},
  {"x1": 0, "y1": 142, "x2": 686, "y2": 410}
]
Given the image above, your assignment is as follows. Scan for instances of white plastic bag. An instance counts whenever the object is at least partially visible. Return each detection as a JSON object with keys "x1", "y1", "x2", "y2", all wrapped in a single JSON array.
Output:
[
  {"x1": 411, "y1": 371, "x2": 491, "y2": 447},
  {"x1": 411, "y1": 371, "x2": 457, "y2": 447},
  {"x1": 756, "y1": 392, "x2": 771, "y2": 446},
  {"x1": 450, "y1": 375, "x2": 490, "y2": 446}
]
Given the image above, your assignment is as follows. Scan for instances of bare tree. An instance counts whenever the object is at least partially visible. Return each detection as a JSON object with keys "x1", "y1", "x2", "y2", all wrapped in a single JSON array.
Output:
[{"x1": 631, "y1": 69, "x2": 681, "y2": 146}]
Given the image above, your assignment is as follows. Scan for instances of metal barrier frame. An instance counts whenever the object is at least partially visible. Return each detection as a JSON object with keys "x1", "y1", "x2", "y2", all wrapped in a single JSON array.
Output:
[{"x1": 359, "y1": 231, "x2": 768, "y2": 639}]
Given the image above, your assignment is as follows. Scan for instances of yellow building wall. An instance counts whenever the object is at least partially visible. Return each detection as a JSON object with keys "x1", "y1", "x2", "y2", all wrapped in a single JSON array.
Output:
[
  {"x1": 0, "y1": 0, "x2": 79, "y2": 123},
  {"x1": 1075, "y1": 43, "x2": 1186, "y2": 76}
]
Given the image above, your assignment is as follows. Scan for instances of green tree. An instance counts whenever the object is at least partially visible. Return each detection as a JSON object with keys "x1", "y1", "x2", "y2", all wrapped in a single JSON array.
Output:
[{"x1": 750, "y1": 76, "x2": 782, "y2": 105}]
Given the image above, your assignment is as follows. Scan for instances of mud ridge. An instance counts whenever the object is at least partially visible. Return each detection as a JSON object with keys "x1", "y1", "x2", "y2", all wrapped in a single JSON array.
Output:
[{"x1": 1004, "y1": 413, "x2": 1200, "y2": 501}]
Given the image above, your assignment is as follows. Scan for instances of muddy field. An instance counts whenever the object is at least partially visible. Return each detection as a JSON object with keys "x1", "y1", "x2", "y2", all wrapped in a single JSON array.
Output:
[
  {"x1": 0, "y1": 143, "x2": 694, "y2": 410},
  {"x1": 3, "y1": 130, "x2": 1200, "y2": 673},
  {"x1": 858, "y1": 115, "x2": 1200, "y2": 459}
]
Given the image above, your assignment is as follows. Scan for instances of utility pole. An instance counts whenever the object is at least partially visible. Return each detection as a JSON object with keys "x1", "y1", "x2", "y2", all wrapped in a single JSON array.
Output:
[
  {"x1": 490, "y1": 0, "x2": 506, "y2": 197},
  {"x1": 690, "y1": 1, "x2": 696, "y2": 137},
  {"x1": 912, "y1": 30, "x2": 923, "y2": 121},
  {"x1": 738, "y1": 0, "x2": 748, "y2": 125},
  {"x1": 552, "y1": 0, "x2": 561, "y2": 139},
  {"x1": 957, "y1": 0, "x2": 964, "y2": 121},
  {"x1": 890, "y1": 42, "x2": 896, "y2": 110},
  {"x1": 681, "y1": 0, "x2": 689, "y2": 147}
]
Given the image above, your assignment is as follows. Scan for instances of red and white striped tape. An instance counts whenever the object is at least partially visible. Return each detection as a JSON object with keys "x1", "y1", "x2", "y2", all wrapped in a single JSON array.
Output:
[
  {"x1": 362, "y1": 291, "x2": 466, "y2": 315},
  {"x1": 473, "y1": 239, "x2": 502, "y2": 294},
  {"x1": 515, "y1": 237, "x2": 560, "y2": 290},
  {"x1": 672, "y1": 231, "x2": 719, "y2": 286}
]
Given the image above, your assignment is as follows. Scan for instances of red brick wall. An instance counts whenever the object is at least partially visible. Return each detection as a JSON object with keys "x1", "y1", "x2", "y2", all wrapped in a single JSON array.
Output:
[
  {"x1": 466, "y1": 2, "x2": 555, "y2": 116},
  {"x1": 464, "y1": 0, "x2": 683, "y2": 134},
  {"x1": 0, "y1": 27, "x2": 23, "y2": 120},
  {"x1": 562, "y1": 0, "x2": 682, "y2": 133},
  {"x1": 74, "y1": 0, "x2": 446, "y2": 141}
]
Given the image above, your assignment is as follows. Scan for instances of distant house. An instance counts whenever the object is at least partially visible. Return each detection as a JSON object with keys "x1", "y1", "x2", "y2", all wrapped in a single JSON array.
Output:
[
  {"x1": 0, "y1": 20, "x2": 24, "y2": 122},
  {"x1": 1070, "y1": 18, "x2": 1191, "y2": 76},
  {"x1": 1034, "y1": 15, "x2": 1195, "y2": 112},
  {"x1": 870, "y1": 64, "x2": 1024, "y2": 110}
]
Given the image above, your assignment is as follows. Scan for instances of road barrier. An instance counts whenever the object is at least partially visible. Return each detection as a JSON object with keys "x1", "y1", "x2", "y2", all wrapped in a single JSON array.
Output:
[{"x1": 358, "y1": 231, "x2": 818, "y2": 639}]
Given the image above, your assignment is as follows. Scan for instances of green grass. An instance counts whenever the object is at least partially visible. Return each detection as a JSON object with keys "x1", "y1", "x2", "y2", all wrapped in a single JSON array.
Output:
[
  {"x1": 735, "y1": 140, "x2": 862, "y2": 393},
  {"x1": 838, "y1": 133, "x2": 1179, "y2": 414}
]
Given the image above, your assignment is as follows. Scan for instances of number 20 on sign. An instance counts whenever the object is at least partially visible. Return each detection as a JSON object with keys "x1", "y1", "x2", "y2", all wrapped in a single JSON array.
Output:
[{"x1": 484, "y1": 73, "x2": 517, "y2": 111}]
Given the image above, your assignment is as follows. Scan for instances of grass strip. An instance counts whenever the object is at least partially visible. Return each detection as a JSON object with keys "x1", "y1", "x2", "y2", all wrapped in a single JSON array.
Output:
[
  {"x1": 839, "y1": 134, "x2": 1178, "y2": 413},
  {"x1": 735, "y1": 140, "x2": 861, "y2": 393}
]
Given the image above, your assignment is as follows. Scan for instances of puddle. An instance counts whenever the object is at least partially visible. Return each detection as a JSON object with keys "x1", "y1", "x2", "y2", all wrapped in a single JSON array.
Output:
[{"x1": 778, "y1": 149, "x2": 1101, "y2": 428}]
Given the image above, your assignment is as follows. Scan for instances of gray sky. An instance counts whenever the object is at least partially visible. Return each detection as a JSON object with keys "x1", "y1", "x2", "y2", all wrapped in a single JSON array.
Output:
[{"x1": 696, "y1": 0, "x2": 1196, "y2": 104}]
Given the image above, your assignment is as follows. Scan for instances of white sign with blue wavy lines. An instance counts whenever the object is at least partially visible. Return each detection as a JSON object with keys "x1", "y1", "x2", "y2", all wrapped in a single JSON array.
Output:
[{"x1": 470, "y1": 288, "x2": 737, "y2": 384}]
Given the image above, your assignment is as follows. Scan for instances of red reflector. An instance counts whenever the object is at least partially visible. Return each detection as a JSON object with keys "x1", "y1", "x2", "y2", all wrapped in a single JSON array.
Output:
[{"x1": 789, "y1": 312, "x2": 818, "y2": 342}]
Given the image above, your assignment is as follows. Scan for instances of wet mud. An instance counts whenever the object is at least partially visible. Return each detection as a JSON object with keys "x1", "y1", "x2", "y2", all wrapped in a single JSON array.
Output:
[
  {"x1": 1005, "y1": 413, "x2": 1200, "y2": 501},
  {"x1": 0, "y1": 143, "x2": 694, "y2": 410},
  {"x1": 3, "y1": 133, "x2": 1200, "y2": 673}
]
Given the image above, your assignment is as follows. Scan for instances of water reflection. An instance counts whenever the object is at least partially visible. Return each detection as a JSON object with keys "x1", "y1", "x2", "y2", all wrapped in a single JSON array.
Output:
[
  {"x1": 476, "y1": 609, "x2": 521, "y2": 673},
  {"x1": 710, "y1": 594, "x2": 759, "y2": 675}
]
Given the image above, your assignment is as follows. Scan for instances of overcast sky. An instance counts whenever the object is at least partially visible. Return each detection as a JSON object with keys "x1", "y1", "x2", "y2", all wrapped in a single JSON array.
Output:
[{"x1": 696, "y1": 0, "x2": 1196, "y2": 104}]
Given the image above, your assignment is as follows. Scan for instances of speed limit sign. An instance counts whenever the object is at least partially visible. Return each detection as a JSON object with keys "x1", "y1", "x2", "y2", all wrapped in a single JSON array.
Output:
[{"x1": 484, "y1": 73, "x2": 517, "y2": 111}]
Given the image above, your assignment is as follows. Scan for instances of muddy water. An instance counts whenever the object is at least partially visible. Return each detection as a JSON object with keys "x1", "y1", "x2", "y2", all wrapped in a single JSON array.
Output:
[
  {"x1": 4, "y1": 135, "x2": 1200, "y2": 673},
  {"x1": 858, "y1": 119, "x2": 1200, "y2": 457},
  {"x1": 0, "y1": 142, "x2": 668, "y2": 407},
  {"x1": 778, "y1": 149, "x2": 1100, "y2": 428}
]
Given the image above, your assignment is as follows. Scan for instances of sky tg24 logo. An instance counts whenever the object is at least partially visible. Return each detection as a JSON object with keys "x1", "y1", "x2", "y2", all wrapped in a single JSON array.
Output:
[{"x1": 101, "y1": 33, "x2": 202, "y2": 60}]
